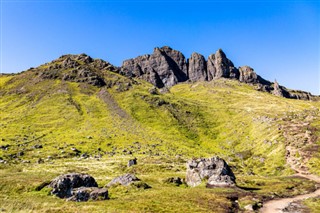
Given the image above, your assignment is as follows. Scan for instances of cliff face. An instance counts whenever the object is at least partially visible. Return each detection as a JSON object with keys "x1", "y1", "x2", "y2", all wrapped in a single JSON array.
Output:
[
  {"x1": 120, "y1": 46, "x2": 188, "y2": 88},
  {"x1": 120, "y1": 46, "x2": 312, "y2": 100}
]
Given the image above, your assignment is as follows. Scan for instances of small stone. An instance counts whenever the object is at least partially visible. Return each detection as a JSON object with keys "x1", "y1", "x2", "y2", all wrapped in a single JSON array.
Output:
[
  {"x1": 37, "y1": 158, "x2": 44, "y2": 164},
  {"x1": 127, "y1": 158, "x2": 137, "y2": 167}
]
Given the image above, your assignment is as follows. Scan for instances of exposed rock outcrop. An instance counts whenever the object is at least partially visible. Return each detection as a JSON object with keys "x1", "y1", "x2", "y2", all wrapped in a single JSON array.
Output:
[
  {"x1": 188, "y1": 53, "x2": 207, "y2": 81},
  {"x1": 186, "y1": 157, "x2": 236, "y2": 187},
  {"x1": 239, "y1": 66, "x2": 259, "y2": 84},
  {"x1": 121, "y1": 46, "x2": 188, "y2": 88},
  {"x1": 120, "y1": 46, "x2": 313, "y2": 100},
  {"x1": 207, "y1": 49, "x2": 239, "y2": 80},
  {"x1": 37, "y1": 54, "x2": 119, "y2": 87},
  {"x1": 273, "y1": 80, "x2": 284, "y2": 97},
  {"x1": 21, "y1": 47, "x2": 314, "y2": 100},
  {"x1": 49, "y1": 173, "x2": 99, "y2": 199}
]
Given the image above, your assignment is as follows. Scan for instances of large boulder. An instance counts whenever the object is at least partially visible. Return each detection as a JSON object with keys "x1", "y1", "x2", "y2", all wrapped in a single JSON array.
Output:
[
  {"x1": 186, "y1": 157, "x2": 236, "y2": 187},
  {"x1": 49, "y1": 173, "x2": 98, "y2": 198}
]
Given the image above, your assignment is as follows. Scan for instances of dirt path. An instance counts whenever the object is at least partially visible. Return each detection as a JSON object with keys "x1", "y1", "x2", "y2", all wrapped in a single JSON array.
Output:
[
  {"x1": 260, "y1": 175, "x2": 320, "y2": 213},
  {"x1": 260, "y1": 113, "x2": 320, "y2": 213},
  {"x1": 260, "y1": 146, "x2": 320, "y2": 213}
]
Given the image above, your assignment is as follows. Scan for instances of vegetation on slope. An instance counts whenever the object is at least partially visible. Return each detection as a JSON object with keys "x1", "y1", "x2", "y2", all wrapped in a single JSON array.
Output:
[{"x1": 0, "y1": 58, "x2": 319, "y2": 212}]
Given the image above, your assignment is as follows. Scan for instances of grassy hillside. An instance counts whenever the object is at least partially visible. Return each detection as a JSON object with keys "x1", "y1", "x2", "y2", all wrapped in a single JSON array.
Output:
[{"x1": 0, "y1": 65, "x2": 319, "y2": 212}]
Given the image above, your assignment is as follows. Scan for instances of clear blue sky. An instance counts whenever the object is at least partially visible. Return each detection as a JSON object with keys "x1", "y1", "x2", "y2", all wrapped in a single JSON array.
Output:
[{"x1": 1, "y1": 0, "x2": 319, "y2": 94}]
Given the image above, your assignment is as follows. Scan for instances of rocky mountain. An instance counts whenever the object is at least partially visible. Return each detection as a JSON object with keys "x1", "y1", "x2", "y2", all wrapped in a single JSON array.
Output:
[
  {"x1": 120, "y1": 46, "x2": 313, "y2": 100},
  {"x1": 1, "y1": 47, "x2": 320, "y2": 212}
]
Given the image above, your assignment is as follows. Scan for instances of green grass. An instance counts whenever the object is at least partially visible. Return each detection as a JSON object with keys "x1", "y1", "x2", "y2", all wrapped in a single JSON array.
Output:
[{"x1": 1, "y1": 70, "x2": 320, "y2": 212}]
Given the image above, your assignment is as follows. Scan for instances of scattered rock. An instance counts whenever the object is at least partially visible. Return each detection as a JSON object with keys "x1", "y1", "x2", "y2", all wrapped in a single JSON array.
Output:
[
  {"x1": 0, "y1": 144, "x2": 10, "y2": 150},
  {"x1": 71, "y1": 147, "x2": 81, "y2": 154},
  {"x1": 37, "y1": 158, "x2": 44, "y2": 164},
  {"x1": 186, "y1": 156, "x2": 236, "y2": 187},
  {"x1": 80, "y1": 153, "x2": 89, "y2": 159},
  {"x1": 67, "y1": 187, "x2": 108, "y2": 202},
  {"x1": 49, "y1": 173, "x2": 98, "y2": 199},
  {"x1": 164, "y1": 177, "x2": 183, "y2": 186},
  {"x1": 17, "y1": 151, "x2": 24, "y2": 157},
  {"x1": 0, "y1": 159, "x2": 7, "y2": 164},
  {"x1": 127, "y1": 158, "x2": 137, "y2": 167},
  {"x1": 107, "y1": 173, "x2": 140, "y2": 187},
  {"x1": 33, "y1": 144, "x2": 43, "y2": 149}
]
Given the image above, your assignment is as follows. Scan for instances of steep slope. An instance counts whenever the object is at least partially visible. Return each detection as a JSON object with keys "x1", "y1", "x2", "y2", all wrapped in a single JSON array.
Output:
[{"x1": 1, "y1": 58, "x2": 319, "y2": 174}]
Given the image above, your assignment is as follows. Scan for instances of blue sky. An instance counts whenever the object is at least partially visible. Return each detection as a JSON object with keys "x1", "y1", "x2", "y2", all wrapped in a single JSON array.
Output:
[{"x1": 1, "y1": 0, "x2": 319, "y2": 94}]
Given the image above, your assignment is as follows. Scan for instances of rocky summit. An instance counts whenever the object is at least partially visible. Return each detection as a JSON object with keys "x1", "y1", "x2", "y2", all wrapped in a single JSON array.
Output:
[{"x1": 120, "y1": 46, "x2": 312, "y2": 100}]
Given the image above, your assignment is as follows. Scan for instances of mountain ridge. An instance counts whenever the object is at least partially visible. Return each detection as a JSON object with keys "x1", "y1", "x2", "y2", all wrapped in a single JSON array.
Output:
[
  {"x1": 2, "y1": 46, "x2": 314, "y2": 100},
  {"x1": 120, "y1": 46, "x2": 313, "y2": 100}
]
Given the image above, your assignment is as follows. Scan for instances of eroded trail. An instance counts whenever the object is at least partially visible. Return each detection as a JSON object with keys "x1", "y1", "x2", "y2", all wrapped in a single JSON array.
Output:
[
  {"x1": 260, "y1": 172, "x2": 320, "y2": 213},
  {"x1": 261, "y1": 115, "x2": 320, "y2": 213}
]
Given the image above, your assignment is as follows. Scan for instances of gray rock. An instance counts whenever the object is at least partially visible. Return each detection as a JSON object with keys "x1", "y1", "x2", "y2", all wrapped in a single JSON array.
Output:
[
  {"x1": 67, "y1": 187, "x2": 108, "y2": 202},
  {"x1": 207, "y1": 49, "x2": 239, "y2": 80},
  {"x1": 127, "y1": 158, "x2": 137, "y2": 167},
  {"x1": 107, "y1": 173, "x2": 140, "y2": 187},
  {"x1": 49, "y1": 173, "x2": 98, "y2": 198},
  {"x1": 62, "y1": 57, "x2": 80, "y2": 69},
  {"x1": 121, "y1": 46, "x2": 188, "y2": 88},
  {"x1": 188, "y1": 53, "x2": 207, "y2": 81},
  {"x1": 272, "y1": 80, "x2": 284, "y2": 97},
  {"x1": 238, "y1": 66, "x2": 258, "y2": 84},
  {"x1": 75, "y1": 54, "x2": 94, "y2": 64},
  {"x1": 33, "y1": 144, "x2": 43, "y2": 149},
  {"x1": 186, "y1": 156, "x2": 236, "y2": 187}
]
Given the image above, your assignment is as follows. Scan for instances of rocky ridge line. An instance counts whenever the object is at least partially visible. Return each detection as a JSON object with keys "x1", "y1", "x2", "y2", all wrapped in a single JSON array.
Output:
[{"x1": 120, "y1": 46, "x2": 312, "y2": 100}]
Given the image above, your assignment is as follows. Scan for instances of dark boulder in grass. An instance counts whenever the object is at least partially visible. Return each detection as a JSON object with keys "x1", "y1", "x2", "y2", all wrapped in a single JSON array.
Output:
[
  {"x1": 67, "y1": 187, "x2": 109, "y2": 202},
  {"x1": 186, "y1": 157, "x2": 236, "y2": 187},
  {"x1": 49, "y1": 173, "x2": 98, "y2": 199}
]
